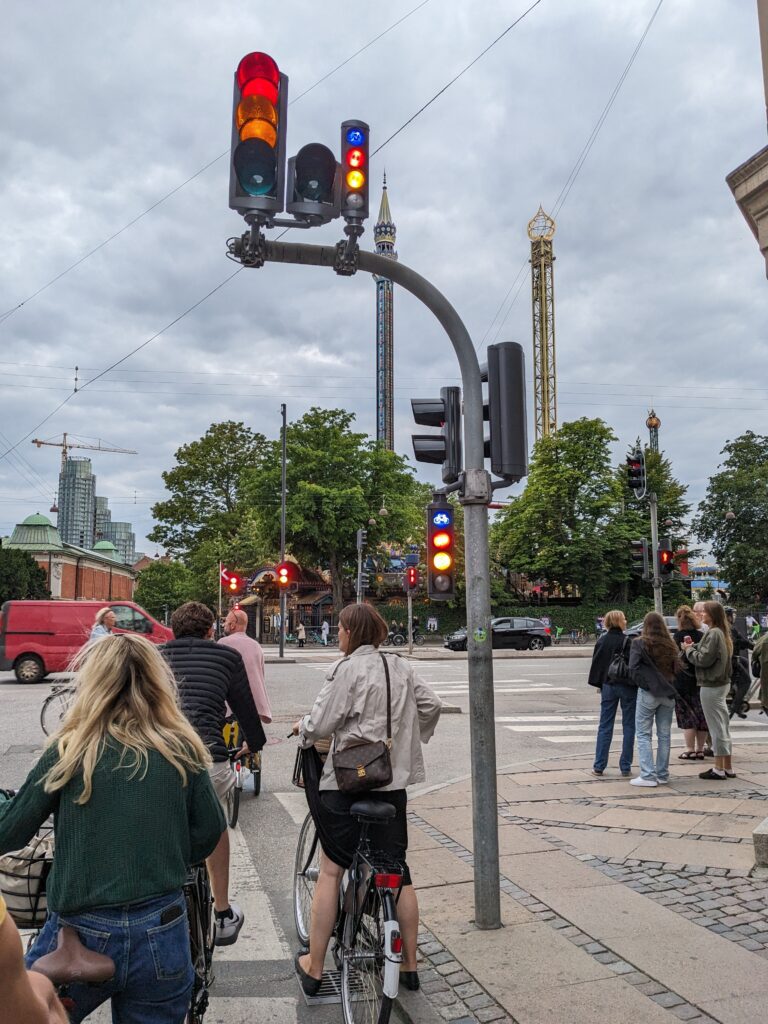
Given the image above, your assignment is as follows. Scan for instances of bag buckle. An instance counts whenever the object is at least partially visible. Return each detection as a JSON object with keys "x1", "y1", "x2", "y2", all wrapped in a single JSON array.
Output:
[{"x1": 357, "y1": 766, "x2": 366, "y2": 778}]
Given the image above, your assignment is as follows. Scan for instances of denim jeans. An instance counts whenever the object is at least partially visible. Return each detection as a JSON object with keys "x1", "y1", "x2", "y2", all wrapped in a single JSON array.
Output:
[
  {"x1": 635, "y1": 688, "x2": 674, "y2": 781},
  {"x1": 594, "y1": 682, "x2": 637, "y2": 773},
  {"x1": 26, "y1": 890, "x2": 193, "y2": 1024}
]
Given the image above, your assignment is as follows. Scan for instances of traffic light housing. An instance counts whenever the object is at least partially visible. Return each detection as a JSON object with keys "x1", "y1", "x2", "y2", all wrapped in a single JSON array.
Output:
[
  {"x1": 630, "y1": 539, "x2": 649, "y2": 579},
  {"x1": 480, "y1": 342, "x2": 528, "y2": 483},
  {"x1": 356, "y1": 528, "x2": 367, "y2": 550},
  {"x1": 276, "y1": 562, "x2": 291, "y2": 587},
  {"x1": 411, "y1": 386, "x2": 462, "y2": 485},
  {"x1": 404, "y1": 566, "x2": 419, "y2": 592},
  {"x1": 229, "y1": 52, "x2": 288, "y2": 221},
  {"x1": 340, "y1": 120, "x2": 369, "y2": 225},
  {"x1": 426, "y1": 499, "x2": 455, "y2": 600},
  {"x1": 658, "y1": 538, "x2": 674, "y2": 579},
  {"x1": 626, "y1": 448, "x2": 646, "y2": 495},
  {"x1": 286, "y1": 143, "x2": 340, "y2": 224},
  {"x1": 228, "y1": 574, "x2": 241, "y2": 593}
]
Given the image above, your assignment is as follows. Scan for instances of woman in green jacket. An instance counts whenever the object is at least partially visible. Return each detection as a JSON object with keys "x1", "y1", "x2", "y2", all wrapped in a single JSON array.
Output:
[
  {"x1": 0, "y1": 634, "x2": 225, "y2": 1023},
  {"x1": 682, "y1": 601, "x2": 734, "y2": 780}
]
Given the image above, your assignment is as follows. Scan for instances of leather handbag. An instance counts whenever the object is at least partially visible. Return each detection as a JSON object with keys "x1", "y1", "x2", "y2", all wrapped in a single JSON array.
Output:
[
  {"x1": 332, "y1": 654, "x2": 393, "y2": 794},
  {"x1": 607, "y1": 637, "x2": 631, "y2": 683}
]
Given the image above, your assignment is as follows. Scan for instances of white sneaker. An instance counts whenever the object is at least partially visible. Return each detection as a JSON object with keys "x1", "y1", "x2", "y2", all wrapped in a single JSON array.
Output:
[
  {"x1": 656, "y1": 778, "x2": 670, "y2": 785},
  {"x1": 215, "y1": 902, "x2": 245, "y2": 946},
  {"x1": 630, "y1": 776, "x2": 658, "y2": 787}
]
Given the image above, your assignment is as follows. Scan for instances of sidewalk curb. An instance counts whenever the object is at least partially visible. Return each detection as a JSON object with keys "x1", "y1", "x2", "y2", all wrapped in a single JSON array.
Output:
[{"x1": 395, "y1": 984, "x2": 447, "y2": 1024}]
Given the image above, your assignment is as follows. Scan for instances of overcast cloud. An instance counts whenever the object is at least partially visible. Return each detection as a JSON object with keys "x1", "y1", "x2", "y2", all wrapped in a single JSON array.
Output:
[{"x1": 0, "y1": 0, "x2": 766, "y2": 555}]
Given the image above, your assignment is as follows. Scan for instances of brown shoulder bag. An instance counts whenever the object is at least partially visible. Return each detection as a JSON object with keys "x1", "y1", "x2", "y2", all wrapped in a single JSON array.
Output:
[{"x1": 332, "y1": 653, "x2": 393, "y2": 794}]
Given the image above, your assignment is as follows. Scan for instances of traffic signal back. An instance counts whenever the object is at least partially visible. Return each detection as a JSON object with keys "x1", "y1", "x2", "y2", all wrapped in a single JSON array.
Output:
[
  {"x1": 481, "y1": 342, "x2": 528, "y2": 483},
  {"x1": 411, "y1": 387, "x2": 462, "y2": 485}
]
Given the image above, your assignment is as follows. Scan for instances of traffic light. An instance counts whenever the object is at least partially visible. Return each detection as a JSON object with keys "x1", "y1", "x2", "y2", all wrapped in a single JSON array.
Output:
[
  {"x1": 228, "y1": 574, "x2": 241, "y2": 593},
  {"x1": 626, "y1": 448, "x2": 646, "y2": 495},
  {"x1": 340, "y1": 120, "x2": 369, "y2": 224},
  {"x1": 286, "y1": 143, "x2": 339, "y2": 224},
  {"x1": 276, "y1": 562, "x2": 291, "y2": 587},
  {"x1": 411, "y1": 387, "x2": 462, "y2": 485},
  {"x1": 404, "y1": 566, "x2": 419, "y2": 592},
  {"x1": 426, "y1": 499, "x2": 455, "y2": 600},
  {"x1": 480, "y1": 342, "x2": 528, "y2": 483},
  {"x1": 356, "y1": 528, "x2": 367, "y2": 550},
  {"x1": 630, "y1": 539, "x2": 649, "y2": 579},
  {"x1": 658, "y1": 538, "x2": 674, "y2": 579},
  {"x1": 229, "y1": 52, "x2": 288, "y2": 220},
  {"x1": 359, "y1": 572, "x2": 370, "y2": 591}
]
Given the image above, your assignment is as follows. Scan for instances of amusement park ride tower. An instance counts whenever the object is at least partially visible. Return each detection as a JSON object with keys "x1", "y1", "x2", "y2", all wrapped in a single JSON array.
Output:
[
  {"x1": 373, "y1": 175, "x2": 397, "y2": 450},
  {"x1": 528, "y1": 207, "x2": 558, "y2": 440}
]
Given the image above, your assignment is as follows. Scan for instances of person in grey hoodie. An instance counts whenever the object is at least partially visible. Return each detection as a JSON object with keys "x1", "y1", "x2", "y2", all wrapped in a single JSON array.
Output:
[{"x1": 629, "y1": 612, "x2": 680, "y2": 788}]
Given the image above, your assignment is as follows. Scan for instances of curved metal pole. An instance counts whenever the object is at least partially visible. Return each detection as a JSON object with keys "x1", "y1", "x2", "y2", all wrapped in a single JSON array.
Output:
[{"x1": 262, "y1": 239, "x2": 501, "y2": 928}]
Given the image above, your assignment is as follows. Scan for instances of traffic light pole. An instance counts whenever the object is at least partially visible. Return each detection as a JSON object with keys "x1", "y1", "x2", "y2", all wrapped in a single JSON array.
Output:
[
  {"x1": 407, "y1": 590, "x2": 414, "y2": 655},
  {"x1": 257, "y1": 238, "x2": 501, "y2": 929},
  {"x1": 649, "y1": 492, "x2": 663, "y2": 615},
  {"x1": 279, "y1": 403, "x2": 287, "y2": 659}
]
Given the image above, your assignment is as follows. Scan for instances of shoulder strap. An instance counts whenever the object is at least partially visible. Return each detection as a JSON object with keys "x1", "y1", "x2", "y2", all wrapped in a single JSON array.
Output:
[{"x1": 379, "y1": 653, "x2": 392, "y2": 745}]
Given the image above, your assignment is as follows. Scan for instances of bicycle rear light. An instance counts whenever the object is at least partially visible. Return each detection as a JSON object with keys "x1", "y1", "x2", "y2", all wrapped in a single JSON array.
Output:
[
  {"x1": 391, "y1": 932, "x2": 403, "y2": 954},
  {"x1": 374, "y1": 872, "x2": 403, "y2": 889}
]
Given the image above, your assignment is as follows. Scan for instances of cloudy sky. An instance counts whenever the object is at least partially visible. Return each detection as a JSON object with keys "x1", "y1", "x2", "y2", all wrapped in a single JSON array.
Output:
[{"x1": 1, "y1": 0, "x2": 765, "y2": 556}]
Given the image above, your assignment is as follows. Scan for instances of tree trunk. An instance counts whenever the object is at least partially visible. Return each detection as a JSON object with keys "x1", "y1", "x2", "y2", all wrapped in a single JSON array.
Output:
[{"x1": 329, "y1": 551, "x2": 345, "y2": 623}]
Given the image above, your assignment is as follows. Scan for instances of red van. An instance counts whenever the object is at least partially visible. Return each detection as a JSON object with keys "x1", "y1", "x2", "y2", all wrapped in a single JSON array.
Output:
[{"x1": 0, "y1": 600, "x2": 174, "y2": 683}]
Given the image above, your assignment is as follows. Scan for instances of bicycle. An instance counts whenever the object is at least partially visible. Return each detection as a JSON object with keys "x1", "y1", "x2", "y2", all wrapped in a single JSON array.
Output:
[
  {"x1": 185, "y1": 862, "x2": 216, "y2": 1023},
  {"x1": 293, "y1": 803, "x2": 404, "y2": 1024},
  {"x1": 381, "y1": 631, "x2": 405, "y2": 648},
  {"x1": 222, "y1": 718, "x2": 262, "y2": 828},
  {"x1": 40, "y1": 683, "x2": 76, "y2": 737}
]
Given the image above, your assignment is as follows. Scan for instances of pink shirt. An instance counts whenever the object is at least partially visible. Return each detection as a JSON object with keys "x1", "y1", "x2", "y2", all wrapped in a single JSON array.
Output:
[{"x1": 218, "y1": 632, "x2": 272, "y2": 723}]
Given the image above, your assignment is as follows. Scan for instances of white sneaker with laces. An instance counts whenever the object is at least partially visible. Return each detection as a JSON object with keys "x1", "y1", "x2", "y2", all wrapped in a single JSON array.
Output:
[
  {"x1": 630, "y1": 776, "x2": 658, "y2": 788},
  {"x1": 215, "y1": 902, "x2": 245, "y2": 946}
]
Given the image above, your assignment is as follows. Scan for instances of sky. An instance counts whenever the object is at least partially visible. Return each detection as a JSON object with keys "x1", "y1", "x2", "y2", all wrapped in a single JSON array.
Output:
[{"x1": 0, "y1": 0, "x2": 766, "y2": 558}]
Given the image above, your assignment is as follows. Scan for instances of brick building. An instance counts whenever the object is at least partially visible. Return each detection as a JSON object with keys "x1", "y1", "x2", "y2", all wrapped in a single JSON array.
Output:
[{"x1": 4, "y1": 513, "x2": 136, "y2": 600}]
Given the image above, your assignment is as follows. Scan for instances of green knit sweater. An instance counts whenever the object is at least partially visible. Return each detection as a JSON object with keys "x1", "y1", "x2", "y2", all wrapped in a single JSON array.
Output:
[{"x1": 0, "y1": 742, "x2": 225, "y2": 914}]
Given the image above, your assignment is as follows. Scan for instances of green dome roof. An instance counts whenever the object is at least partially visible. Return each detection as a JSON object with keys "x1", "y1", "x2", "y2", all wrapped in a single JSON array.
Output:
[
  {"x1": 22, "y1": 513, "x2": 54, "y2": 527},
  {"x1": 93, "y1": 540, "x2": 118, "y2": 551}
]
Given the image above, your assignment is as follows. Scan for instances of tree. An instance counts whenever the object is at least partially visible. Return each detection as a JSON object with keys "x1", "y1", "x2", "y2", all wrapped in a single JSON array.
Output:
[
  {"x1": 491, "y1": 418, "x2": 625, "y2": 601},
  {"x1": 134, "y1": 560, "x2": 196, "y2": 621},
  {"x1": 243, "y1": 408, "x2": 426, "y2": 614},
  {"x1": 149, "y1": 422, "x2": 267, "y2": 556},
  {"x1": 0, "y1": 549, "x2": 50, "y2": 603},
  {"x1": 692, "y1": 431, "x2": 768, "y2": 603}
]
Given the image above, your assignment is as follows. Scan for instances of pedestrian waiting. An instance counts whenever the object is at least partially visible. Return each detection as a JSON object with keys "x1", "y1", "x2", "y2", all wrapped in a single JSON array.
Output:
[
  {"x1": 629, "y1": 612, "x2": 679, "y2": 788},
  {"x1": 588, "y1": 610, "x2": 635, "y2": 777},
  {"x1": 672, "y1": 605, "x2": 709, "y2": 760},
  {"x1": 683, "y1": 601, "x2": 735, "y2": 780}
]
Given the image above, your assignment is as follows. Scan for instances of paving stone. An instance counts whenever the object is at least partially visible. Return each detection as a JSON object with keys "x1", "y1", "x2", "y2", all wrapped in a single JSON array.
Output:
[
  {"x1": 622, "y1": 972, "x2": 650, "y2": 986},
  {"x1": 431, "y1": 951, "x2": 456, "y2": 966},
  {"x1": 606, "y1": 960, "x2": 636, "y2": 975},
  {"x1": 422, "y1": 980, "x2": 451, "y2": 995},
  {"x1": 738, "y1": 938, "x2": 764, "y2": 951},
  {"x1": 453, "y1": 982, "x2": 483, "y2": 1000},
  {"x1": 671, "y1": 1005, "x2": 705, "y2": 1020},
  {"x1": 593, "y1": 952, "x2": 619, "y2": 964},
  {"x1": 439, "y1": 1004, "x2": 474, "y2": 1021},
  {"x1": 473, "y1": 1007, "x2": 507, "y2": 1023},
  {"x1": 650, "y1": 991, "x2": 685, "y2": 1008},
  {"x1": 464, "y1": 993, "x2": 496, "y2": 1010},
  {"x1": 428, "y1": 990, "x2": 460, "y2": 1007},
  {"x1": 445, "y1": 971, "x2": 473, "y2": 987},
  {"x1": 436, "y1": 961, "x2": 462, "y2": 976},
  {"x1": 636, "y1": 981, "x2": 668, "y2": 996},
  {"x1": 420, "y1": 941, "x2": 445, "y2": 956},
  {"x1": 583, "y1": 942, "x2": 606, "y2": 954}
]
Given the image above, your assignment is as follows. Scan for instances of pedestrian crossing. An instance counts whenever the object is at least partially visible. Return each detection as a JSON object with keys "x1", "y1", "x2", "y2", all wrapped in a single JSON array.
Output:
[
  {"x1": 432, "y1": 680, "x2": 576, "y2": 698},
  {"x1": 498, "y1": 713, "x2": 768, "y2": 745}
]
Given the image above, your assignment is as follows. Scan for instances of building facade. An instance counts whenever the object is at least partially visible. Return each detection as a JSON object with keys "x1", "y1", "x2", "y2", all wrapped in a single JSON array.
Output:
[{"x1": 57, "y1": 458, "x2": 96, "y2": 549}]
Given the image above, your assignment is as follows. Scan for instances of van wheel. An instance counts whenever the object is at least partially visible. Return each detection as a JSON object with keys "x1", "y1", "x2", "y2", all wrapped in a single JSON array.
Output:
[{"x1": 14, "y1": 655, "x2": 46, "y2": 683}]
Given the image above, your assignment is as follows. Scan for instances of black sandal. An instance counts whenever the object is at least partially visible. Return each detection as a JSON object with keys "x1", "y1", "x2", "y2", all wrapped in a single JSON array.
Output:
[{"x1": 678, "y1": 751, "x2": 697, "y2": 760}]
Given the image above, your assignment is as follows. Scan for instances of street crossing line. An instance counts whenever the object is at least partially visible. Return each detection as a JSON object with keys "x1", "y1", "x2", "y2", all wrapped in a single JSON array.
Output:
[
  {"x1": 274, "y1": 789, "x2": 312, "y2": 826},
  {"x1": 89, "y1": 996, "x2": 300, "y2": 1023},
  {"x1": 434, "y1": 686, "x2": 575, "y2": 695},
  {"x1": 498, "y1": 712, "x2": 768, "y2": 744}
]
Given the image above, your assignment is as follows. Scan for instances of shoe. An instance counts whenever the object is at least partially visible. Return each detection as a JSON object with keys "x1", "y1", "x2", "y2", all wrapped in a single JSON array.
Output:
[
  {"x1": 678, "y1": 751, "x2": 697, "y2": 760},
  {"x1": 702, "y1": 748, "x2": 714, "y2": 758},
  {"x1": 621, "y1": 771, "x2": 631, "y2": 778},
  {"x1": 591, "y1": 769, "x2": 603, "y2": 776},
  {"x1": 630, "y1": 777, "x2": 658, "y2": 787},
  {"x1": 295, "y1": 951, "x2": 322, "y2": 996},
  {"x1": 725, "y1": 771, "x2": 737, "y2": 779},
  {"x1": 695, "y1": 752, "x2": 705, "y2": 760},
  {"x1": 699, "y1": 768, "x2": 726, "y2": 781},
  {"x1": 214, "y1": 903, "x2": 244, "y2": 946},
  {"x1": 400, "y1": 971, "x2": 420, "y2": 991},
  {"x1": 656, "y1": 778, "x2": 670, "y2": 785}
]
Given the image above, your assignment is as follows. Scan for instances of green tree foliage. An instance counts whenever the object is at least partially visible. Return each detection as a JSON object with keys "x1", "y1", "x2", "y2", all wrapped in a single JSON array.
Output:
[
  {"x1": 491, "y1": 418, "x2": 628, "y2": 601},
  {"x1": 134, "y1": 560, "x2": 196, "y2": 621},
  {"x1": 692, "y1": 431, "x2": 768, "y2": 602},
  {"x1": 243, "y1": 408, "x2": 426, "y2": 614},
  {"x1": 149, "y1": 422, "x2": 266, "y2": 556},
  {"x1": 0, "y1": 549, "x2": 50, "y2": 603}
]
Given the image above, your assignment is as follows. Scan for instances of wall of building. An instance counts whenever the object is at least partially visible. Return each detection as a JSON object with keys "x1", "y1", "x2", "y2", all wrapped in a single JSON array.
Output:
[{"x1": 36, "y1": 556, "x2": 134, "y2": 601}]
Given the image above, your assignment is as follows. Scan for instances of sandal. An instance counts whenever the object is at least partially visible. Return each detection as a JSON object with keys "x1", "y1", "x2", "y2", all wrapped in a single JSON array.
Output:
[
  {"x1": 702, "y1": 748, "x2": 714, "y2": 758},
  {"x1": 695, "y1": 751, "x2": 705, "y2": 760},
  {"x1": 678, "y1": 751, "x2": 697, "y2": 760}
]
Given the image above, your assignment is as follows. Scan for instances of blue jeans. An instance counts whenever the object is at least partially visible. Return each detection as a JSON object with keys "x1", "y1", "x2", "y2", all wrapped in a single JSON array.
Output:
[
  {"x1": 594, "y1": 682, "x2": 637, "y2": 773},
  {"x1": 26, "y1": 890, "x2": 193, "y2": 1024},
  {"x1": 635, "y1": 689, "x2": 674, "y2": 781}
]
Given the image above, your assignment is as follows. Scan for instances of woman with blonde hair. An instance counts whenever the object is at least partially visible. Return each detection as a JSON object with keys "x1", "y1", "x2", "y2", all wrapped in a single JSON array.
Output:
[
  {"x1": 683, "y1": 601, "x2": 735, "y2": 780},
  {"x1": 0, "y1": 634, "x2": 225, "y2": 1023}
]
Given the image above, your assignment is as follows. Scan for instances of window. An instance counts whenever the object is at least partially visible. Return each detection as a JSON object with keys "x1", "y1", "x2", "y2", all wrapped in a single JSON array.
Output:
[{"x1": 111, "y1": 606, "x2": 151, "y2": 634}]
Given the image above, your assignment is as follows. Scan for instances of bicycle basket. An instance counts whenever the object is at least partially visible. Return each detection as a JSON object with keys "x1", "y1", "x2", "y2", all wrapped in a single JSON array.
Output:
[{"x1": 0, "y1": 824, "x2": 55, "y2": 929}]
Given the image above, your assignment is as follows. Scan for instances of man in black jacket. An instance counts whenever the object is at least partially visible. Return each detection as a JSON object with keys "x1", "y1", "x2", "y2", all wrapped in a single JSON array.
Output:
[{"x1": 164, "y1": 602, "x2": 266, "y2": 946}]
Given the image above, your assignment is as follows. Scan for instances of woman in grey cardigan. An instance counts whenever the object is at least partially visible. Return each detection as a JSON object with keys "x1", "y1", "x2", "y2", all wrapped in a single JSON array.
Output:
[{"x1": 683, "y1": 601, "x2": 734, "y2": 780}]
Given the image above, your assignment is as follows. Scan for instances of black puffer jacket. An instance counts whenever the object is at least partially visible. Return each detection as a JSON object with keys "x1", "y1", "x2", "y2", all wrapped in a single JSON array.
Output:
[
  {"x1": 587, "y1": 627, "x2": 631, "y2": 689},
  {"x1": 162, "y1": 637, "x2": 266, "y2": 762}
]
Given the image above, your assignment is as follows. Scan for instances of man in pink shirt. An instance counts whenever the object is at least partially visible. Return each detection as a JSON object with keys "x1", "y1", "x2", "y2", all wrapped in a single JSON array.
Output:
[{"x1": 218, "y1": 610, "x2": 272, "y2": 723}]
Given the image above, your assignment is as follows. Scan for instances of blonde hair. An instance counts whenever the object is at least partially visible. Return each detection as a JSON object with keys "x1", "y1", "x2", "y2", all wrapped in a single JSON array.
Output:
[
  {"x1": 94, "y1": 606, "x2": 114, "y2": 625},
  {"x1": 603, "y1": 610, "x2": 626, "y2": 629},
  {"x1": 43, "y1": 633, "x2": 211, "y2": 804}
]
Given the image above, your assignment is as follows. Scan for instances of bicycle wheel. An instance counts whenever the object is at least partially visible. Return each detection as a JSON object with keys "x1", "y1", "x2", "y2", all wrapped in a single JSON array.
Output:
[
  {"x1": 413, "y1": 634, "x2": 425, "y2": 647},
  {"x1": 341, "y1": 887, "x2": 396, "y2": 1024},
  {"x1": 186, "y1": 866, "x2": 215, "y2": 1023},
  {"x1": 40, "y1": 687, "x2": 75, "y2": 737},
  {"x1": 250, "y1": 751, "x2": 262, "y2": 797},
  {"x1": 392, "y1": 634, "x2": 405, "y2": 647},
  {"x1": 293, "y1": 812, "x2": 320, "y2": 947},
  {"x1": 225, "y1": 768, "x2": 240, "y2": 829}
]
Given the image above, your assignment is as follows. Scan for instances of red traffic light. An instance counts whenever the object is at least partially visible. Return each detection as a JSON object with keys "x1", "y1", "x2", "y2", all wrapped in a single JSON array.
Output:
[
  {"x1": 228, "y1": 575, "x2": 241, "y2": 592},
  {"x1": 406, "y1": 566, "x2": 419, "y2": 589},
  {"x1": 660, "y1": 550, "x2": 673, "y2": 565},
  {"x1": 276, "y1": 562, "x2": 291, "y2": 586}
]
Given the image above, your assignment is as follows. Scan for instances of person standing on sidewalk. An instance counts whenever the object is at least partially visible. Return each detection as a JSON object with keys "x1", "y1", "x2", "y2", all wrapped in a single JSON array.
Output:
[
  {"x1": 753, "y1": 631, "x2": 768, "y2": 712},
  {"x1": 629, "y1": 612, "x2": 679, "y2": 788},
  {"x1": 320, "y1": 619, "x2": 329, "y2": 646},
  {"x1": 683, "y1": 601, "x2": 734, "y2": 780},
  {"x1": 588, "y1": 610, "x2": 636, "y2": 778},
  {"x1": 297, "y1": 621, "x2": 306, "y2": 648},
  {"x1": 672, "y1": 605, "x2": 708, "y2": 761}
]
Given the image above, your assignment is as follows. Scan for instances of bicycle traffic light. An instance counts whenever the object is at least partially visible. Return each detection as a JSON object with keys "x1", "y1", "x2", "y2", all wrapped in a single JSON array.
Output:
[
  {"x1": 480, "y1": 342, "x2": 528, "y2": 483},
  {"x1": 626, "y1": 448, "x2": 646, "y2": 496},
  {"x1": 411, "y1": 387, "x2": 462, "y2": 485},
  {"x1": 658, "y1": 538, "x2": 674, "y2": 579},
  {"x1": 286, "y1": 143, "x2": 340, "y2": 224},
  {"x1": 340, "y1": 120, "x2": 369, "y2": 225},
  {"x1": 426, "y1": 499, "x2": 455, "y2": 600},
  {"x1": 630, "y1": 539, "x2": 649, "y2": 579},
  {"x1": 404, "y1": 566, "x2": 419, "y2": 592},
  {"x1": 229, "y1": 52, "x2": 288, "y2": 220}
]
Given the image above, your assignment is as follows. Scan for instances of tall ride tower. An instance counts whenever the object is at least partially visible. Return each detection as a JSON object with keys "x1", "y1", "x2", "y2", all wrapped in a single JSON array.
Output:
[
  {"x1": 528, "y1": 207, "x2": 558, "y2": 440},
  {"x1": 373, "y1": 175, "x2": 397, "y2": 449}
]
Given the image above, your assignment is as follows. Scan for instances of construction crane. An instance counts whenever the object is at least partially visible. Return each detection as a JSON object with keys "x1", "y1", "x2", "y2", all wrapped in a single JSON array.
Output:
[{"x1": 31, "y1": 434, "x2": 138, "y2": 514}]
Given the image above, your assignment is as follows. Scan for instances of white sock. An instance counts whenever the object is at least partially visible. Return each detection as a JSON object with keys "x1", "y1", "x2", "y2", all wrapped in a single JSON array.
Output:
[{"x1": 712, "y1": 768, "x2": 726, "y2": 776}]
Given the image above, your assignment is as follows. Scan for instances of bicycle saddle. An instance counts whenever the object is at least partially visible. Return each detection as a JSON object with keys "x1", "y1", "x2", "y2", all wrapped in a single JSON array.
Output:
[
  {"x1": 31, "y1": 925, "x2": 116, "y2": 986},
  {"x1": 350, "y1": 800, "x2": 397, "y2": 822}
]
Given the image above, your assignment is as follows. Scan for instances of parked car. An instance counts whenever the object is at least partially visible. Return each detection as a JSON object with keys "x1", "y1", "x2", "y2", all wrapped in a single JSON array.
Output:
[
  {"x1": 444, "y1": 616, "x2": 552, "y2": 652},
  {"x1": 624, "y1": 615, "x2": 677, "y2": 638},
  {"x1": 0, "y1": 600, "x2": 173, "y2": 683}
]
